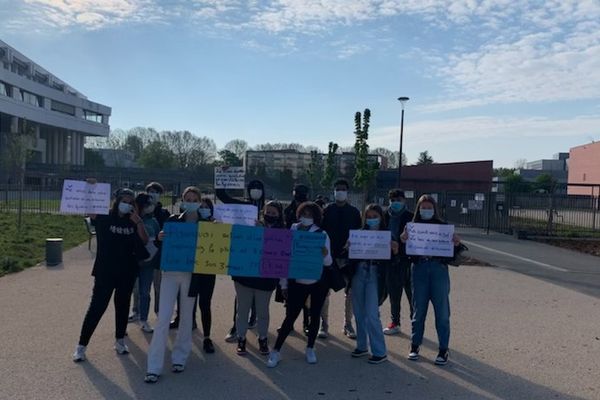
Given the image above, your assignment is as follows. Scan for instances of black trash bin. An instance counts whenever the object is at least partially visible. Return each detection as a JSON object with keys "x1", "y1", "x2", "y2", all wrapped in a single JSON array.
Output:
[{"x1": 46, "y1": 238, "x2": 63, "y2": 266}]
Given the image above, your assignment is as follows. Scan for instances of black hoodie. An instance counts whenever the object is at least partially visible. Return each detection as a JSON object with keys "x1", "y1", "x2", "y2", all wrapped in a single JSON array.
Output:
[{"x1": 215, "y1": 179, "x2": 265, "y2": 217}]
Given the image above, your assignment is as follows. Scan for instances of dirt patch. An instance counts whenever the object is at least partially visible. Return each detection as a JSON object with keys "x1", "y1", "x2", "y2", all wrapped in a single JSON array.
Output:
[
  {"x1": 459, "y1": 256, "x2": 494, "y2": 266},
  {"x1": 533, "y1": 239, "x2": 600, "y2": 257}
]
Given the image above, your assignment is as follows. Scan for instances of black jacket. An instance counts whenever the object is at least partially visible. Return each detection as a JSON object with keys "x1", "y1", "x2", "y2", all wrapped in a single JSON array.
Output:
[
  {"x1": 321, "y1": 202, "x2": 362, "y2": 259},
  {"x1": 384, "y1": 208, "x2": 414, "y2": 258},
  {"x1": 215, "y1": 179, "x2": 265, "y2": 218}
]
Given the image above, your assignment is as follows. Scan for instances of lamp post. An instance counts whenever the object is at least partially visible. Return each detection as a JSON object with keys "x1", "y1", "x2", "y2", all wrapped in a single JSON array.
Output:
[{"x1": 397, "y1": 96, "x2": 409, "y2": 187}]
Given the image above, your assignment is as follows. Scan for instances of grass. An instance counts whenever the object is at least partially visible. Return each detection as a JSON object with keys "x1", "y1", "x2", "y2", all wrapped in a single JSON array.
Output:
[
  {"x1": 510, "y1": 217, "x2": 600, "y2": 238},
  {"x1": 0, "y1": 212, "x2": 88, "y2": 277}
]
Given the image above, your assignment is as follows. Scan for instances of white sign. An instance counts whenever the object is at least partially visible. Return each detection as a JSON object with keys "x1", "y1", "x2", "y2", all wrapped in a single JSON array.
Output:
[
  {"x1": 214, "y1": 167, "x2": 245, "y2": 189},
  {"x1": 404, "y1": 191, "x2": 415, "y2": 199},
  {"x1": 450, "y1": 200, "x2": 457, "y2": 207},
  {"x1": 214, "y1": 204, "x2": 258, "y2": 226},
  {"x1": 59, "y1": 180, "x2": 111, "y2": 215},
  {"x1": 468, "y1": 200, "x2": 484, "y2": 210},
  {"x1": 406, "y1": 222, "x2": 454, "y2": 258},
  {"x1": 475, "y1": 193, "x2": 485, "y2": 201},
  {"x1": 348, "y1": 230, "x2": 391, "y2": 260}
]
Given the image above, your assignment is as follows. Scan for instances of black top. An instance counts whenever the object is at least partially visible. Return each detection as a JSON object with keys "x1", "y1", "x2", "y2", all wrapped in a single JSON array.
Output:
[
  {"x1": 283, "y1": 200, "x2": 301, "y2": 229},
  {"x1": 215, "y1": 179, "x2": 265, "y2": 218},
  {"x1": 321, "y1": 202, "x2": 362, "y2": 259},
  {"x1": 384, "y1": 208, "x2": 414, "y2": 257},
  {"x1": 91, "y1": 213, "x2": 148, "y2": 281},
  {"x1": 153, "y1": 202, "x2": 171, "y2": 229}
]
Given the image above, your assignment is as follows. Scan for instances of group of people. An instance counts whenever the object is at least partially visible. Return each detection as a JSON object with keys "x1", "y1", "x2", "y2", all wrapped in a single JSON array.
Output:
[{"x1": 72, "y1": 178, "x2": 462, "y2": 384}]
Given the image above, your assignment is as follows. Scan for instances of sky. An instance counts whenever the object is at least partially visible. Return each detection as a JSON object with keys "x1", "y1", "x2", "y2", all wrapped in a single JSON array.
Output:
[{"x1": 1, "y1": 0, "x2": 599, "y2": 167}]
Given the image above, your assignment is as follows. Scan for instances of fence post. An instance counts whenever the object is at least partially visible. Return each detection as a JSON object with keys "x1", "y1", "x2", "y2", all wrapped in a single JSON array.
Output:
[{"x1": 486, "y1": 191, "x2": 492, "y2": 235}]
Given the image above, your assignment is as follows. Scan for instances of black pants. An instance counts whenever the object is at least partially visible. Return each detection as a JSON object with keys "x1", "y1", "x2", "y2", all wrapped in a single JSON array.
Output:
[
  {"x1": 386, "y1": 257, "x2": 413, "y2": 325},
  {"x1": 78, "y1": 274, "x2": 136, "y2": 346},
  {"x1": 196, "y1": 274, "x2": 216, "y2": 337},
  {"x1": 274, "y1": 279, "x2": 329, "y2": 350}
]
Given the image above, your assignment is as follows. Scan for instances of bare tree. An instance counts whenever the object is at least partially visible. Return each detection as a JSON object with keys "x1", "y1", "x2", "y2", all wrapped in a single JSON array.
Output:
[
  {"x1": 224, "y1": 139, "x2": 249, "y2": 160},
  {"x1": 514, "y1": 158, "x2": 528, "y2": 169}
]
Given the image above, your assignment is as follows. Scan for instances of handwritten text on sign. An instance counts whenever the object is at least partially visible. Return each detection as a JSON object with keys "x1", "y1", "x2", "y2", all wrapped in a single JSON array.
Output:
[
  {"x1": 405, "y1": 223, "x2": 454, "y2": 257},
  {"x1": 214, "y1": 167, "x2": 245, "y2": 189},
  {"x1": 59, "y1": 179, "x2": 111, "y2": 215},
  {"x1": 160, "y1": 222, "x2": 325, "y2": 279},
  {"x1": 348, "y1": 230, "x2": 391, "y2": 260},
  {"x1": 214, "y1": 204, "x2": 258, "y2": 226}
]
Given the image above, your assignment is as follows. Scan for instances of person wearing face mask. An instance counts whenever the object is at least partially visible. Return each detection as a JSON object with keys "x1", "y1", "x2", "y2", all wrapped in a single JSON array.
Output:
[
  {"x1": 267, "y1": 202, "x2": 333, "y2": 368},
  {"x1": 381, "y1": 189, "x2": 414, "y2": 336},
  {"x1": 284, "y1": 183, "x2": 309, "y2": 229},
  {"x1": 187, "y1": 198, "x2": 218, "y2": 354},
  {"x1": 348, "y1": 204, "x2": 399, "y2": 364},
  {"x1": 216, "y1": 179, "x2": 265, "y2": 342},
  {"x1": 232, "y1": 201, "x2": 282, "y2": 357},
  {"x1": 145, "y1": 187, "x2": 202, "y2": 383},
  {"x1": 399, "y1": 194, "x2": 462, "y2": 367},
  {"x1": 320, "y1": 179, "x2": 362, "y2": 339},
  {"x1": 127, "y1": 193, "x2": 161, "y2": 334},
  {"x1": 72, "y1": 186, "x2": 149, "y2": 363}
]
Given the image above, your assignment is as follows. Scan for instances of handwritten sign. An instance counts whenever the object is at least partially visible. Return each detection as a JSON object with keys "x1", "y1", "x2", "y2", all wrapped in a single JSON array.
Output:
[
  {"x1": 214, "y1": 166, "x2": 245, "y2": 189},
  {"x1": 405, "y1": 223, "x2": 454, "y2": 258},
  {"x1": 214, "y1": 204, "x2": 258, "y2": 226},
  {"x1": 59, "y1": 179, "x2": 111, "y2": 215},
  {"x1": 160, "y1": 223, "x2": 198, "y2": 272},
  {"x1": 348, "y1": 230, "x2": 392, "y2": 260},
  {"x1": 195, "y1": 223, "x2": 232, "y2": 274},
  {"x1": 160, "y1": 222, "x2": 325, "y2": 279}
]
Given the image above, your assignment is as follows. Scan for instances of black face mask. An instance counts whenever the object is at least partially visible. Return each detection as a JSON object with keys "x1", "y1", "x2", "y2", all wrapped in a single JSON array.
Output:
[
  {"x1": 264, "y1": 215, "x2": 279, "y2": 225},
  {"x1": 294, "y1": 193, "x2": 307, "y2": 202}
]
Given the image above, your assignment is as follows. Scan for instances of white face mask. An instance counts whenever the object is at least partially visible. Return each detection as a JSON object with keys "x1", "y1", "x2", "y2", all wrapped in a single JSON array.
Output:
[
  {"x1": 250, "y1": 189, "x2": 263, "y2": 200},
  {"x1": 334, "y1": 190, "x2": 348, "y2": 202},
  {"x1": 118, "y1": 202, "x2": 133, "y2": 214},
  {"x1": 149, "y1": 193, "x2": 160, "y2": 204},
  {"x1": 300, "y1": 217, "x2": 314, "y2": 227}
]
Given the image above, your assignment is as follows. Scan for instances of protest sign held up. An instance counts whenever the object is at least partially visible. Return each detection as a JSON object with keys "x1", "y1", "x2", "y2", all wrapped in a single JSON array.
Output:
[
  {"x1": 405, "y1": 222, "x2": 455, "y2": 258},
  {"x1": 214, "y1": 204, "x2": 258, "y2": 226},
  {"x1": 348, "y1": 230, "x2": 391, "y2": 260},
  {"x1": 214, "y1": 166, "x2": 245, "y2": 189},
  {"x1": 59, "y1": 179, "x2": 111, "y2": 215}
]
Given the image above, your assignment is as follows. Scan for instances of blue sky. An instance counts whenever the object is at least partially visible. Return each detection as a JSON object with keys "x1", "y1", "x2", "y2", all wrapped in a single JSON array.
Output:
[{"x1": 2, "y1": 0, "x2": 600, "y2": 167}]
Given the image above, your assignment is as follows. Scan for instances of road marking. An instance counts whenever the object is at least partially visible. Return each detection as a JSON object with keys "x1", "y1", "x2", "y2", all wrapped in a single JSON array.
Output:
[{"x1": 462, "y1": 240, "x2": 569, "y2": 272}]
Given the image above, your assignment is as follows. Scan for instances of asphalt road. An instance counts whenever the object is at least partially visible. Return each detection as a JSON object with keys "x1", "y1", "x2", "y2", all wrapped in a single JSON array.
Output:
[{"x1": 0, "y1": 238, "x2": 599, "y2": 400}]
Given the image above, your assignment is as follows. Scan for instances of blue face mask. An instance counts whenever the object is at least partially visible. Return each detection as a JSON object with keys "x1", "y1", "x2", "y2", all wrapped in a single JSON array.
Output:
[
  {"x1": 198, "y1": 207, "x2": 211, "y2": 219},
  {"x1": 390, "y1": 201, "x2": 405, "y2": 213},
  {"x1": 182, "y1": 202, "x2": 199, "y2": 213},
  {"x1": 366, "y1": 218, "x2": 380, "y2": 229},
  {"x1": 419, "y1": 209, "x2": 434, "y2": 220}
]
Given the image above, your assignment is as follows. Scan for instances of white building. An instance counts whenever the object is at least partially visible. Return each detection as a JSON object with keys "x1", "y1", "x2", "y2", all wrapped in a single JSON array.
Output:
[{"x1": 0, "y1": 39, "x2": 111, "y2": 171}]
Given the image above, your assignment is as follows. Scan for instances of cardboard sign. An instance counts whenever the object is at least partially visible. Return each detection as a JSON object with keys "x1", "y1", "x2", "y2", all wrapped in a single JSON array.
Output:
[
  {"x1": 160, "y1": 222, "x2": 326, "y2": 279},
  {"x1": 214, "y1": 166, "x2": 245, "y2": 189},
  {"x1": 405, "y1": 223, "x2": 454, "y2": 257},
  {"x1": 59, "y1": 179, "x2": 111, "y2": 215},
  {"x1": 214, "y1": 204, "x2": 258, "y2": 226},
  {"x1": 348, "y1": 230, "x2": 391, "y2": 260}
]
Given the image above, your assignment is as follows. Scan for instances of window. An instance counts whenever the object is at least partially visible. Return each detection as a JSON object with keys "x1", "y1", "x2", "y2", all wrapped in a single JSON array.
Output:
[
  {"x1": 21, "y1": 90, "x2": 41, "y2": 107},
  {"x1": 51, "y1": 100, "x2": 75, "y2": 115},
  {"x1": 83, "y1": 110, "x2": 103, "y2": 123},
  {"x1": 0, "y1": 81, "x2": 9, "y2": 96}
]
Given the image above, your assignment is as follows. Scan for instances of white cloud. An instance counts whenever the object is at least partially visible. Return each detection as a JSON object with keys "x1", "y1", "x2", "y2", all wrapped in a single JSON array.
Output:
[{"x1": 370, "y1": 114, "x2": 600, "y2": 148}]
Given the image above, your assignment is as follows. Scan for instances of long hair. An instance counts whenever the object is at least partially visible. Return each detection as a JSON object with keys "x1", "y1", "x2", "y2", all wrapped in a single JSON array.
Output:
[
  {"x1": 413, "y1": 194, "x2": 442, "y2": 223},
  {"x1": 111, "y1": 188, "x2": 135, "y2": 215},
  {"x1": 362, "y1": 203, "x2": 387, "y2": 229},
  {"x1": 262, "y1": 200, "x2": 285, "y2": 228},
  {"x1": 296, "y1": 201, "x2": 323, "y2": 226}
]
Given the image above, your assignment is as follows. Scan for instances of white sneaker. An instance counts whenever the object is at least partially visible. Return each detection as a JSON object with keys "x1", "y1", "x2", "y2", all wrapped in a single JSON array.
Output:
[
  {"x1": 305, "y1": 347, "x2": 317, "y2": 364},
  {"x1": 72, "y1": 345, "x2": 86, "y2": 362},
  {"x1": 128, "y1": 312, "x2": 139, "y2": 322},
  {"x1": 317, "y1": 328, "x2": 329, "y2": 339},
  {"x1": 114, "y1": 340, "x2": 130, "y2": 355},
  {"x1": 141, "y1": 321, "x2": 154, "y2": 333},
  {"x1": 383, "y1": 323, "x2": 401, "y2": 336},
  {"x1": 267, "y1": 350, "x2": 281, "y2": 368}
]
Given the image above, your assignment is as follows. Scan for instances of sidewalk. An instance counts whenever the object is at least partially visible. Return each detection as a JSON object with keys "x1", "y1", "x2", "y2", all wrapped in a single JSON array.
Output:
[{"x1": 0, "y1": 241, "x2": 598, "y2": 399}]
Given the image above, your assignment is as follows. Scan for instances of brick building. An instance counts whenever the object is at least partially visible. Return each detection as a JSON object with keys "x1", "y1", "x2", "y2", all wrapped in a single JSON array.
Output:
[{"x1": 568, "y1": 141, "x2": 600, "y2": 196}]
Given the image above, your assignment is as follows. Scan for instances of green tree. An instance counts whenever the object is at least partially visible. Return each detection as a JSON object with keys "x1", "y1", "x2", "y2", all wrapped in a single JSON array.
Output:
[
  {"x1": 217, "y1": 149, "x2": 242, "y2": 166},
  {"x1": 306, "y1": 150, "x2": 323, "y2": 195},
  {"x1": 534, "y1": 173, "x2": 558, "y2": 193},
  {"x1": 321, "y1": 142, "x2": 338, "y2": 189},
  {"x1": 503, "y1": 173, "x2": 531, "y2": 193},
  {"x1": 416, "y1": 150, "x2": 434, "y2": 165},
  {"x1": 138, "y1": 140, "x2": 176, "y2": 169},
  {"x1": 353, "y1": 109, "x2": 379, "y2": 201},
  {"x1": 123, "y1": 134, "x2": 144, "y2": 160}
]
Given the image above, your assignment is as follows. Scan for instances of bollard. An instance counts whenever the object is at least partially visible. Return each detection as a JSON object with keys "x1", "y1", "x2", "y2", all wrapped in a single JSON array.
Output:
[{"x1": 46, "y1": 238, "x2": 63, "y2": 266}]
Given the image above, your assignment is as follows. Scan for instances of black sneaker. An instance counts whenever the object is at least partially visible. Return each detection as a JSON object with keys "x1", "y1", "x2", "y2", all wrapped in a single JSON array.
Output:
[
  {"x1": 225, "y1": 327, "x2": 237, "y2": 343},
  {"x1": 434, "y1": 349, "x2": 449, "y2": 366},
  {"x1": 258, "y1": 337, "x2": 269, "y2": 355},
  {"x1": 169, "y1": 320, "x2": 179, "y2": 330},
  {"x1": 203, "y1": 338, "x2": 215, "y2": 354},
  {"x1": 368, "y1": 355, "x2": 388, "y2": 364},
  {"x1": 408, "y1": 344, "x2": 420, "y2": 361},
  {"x1": 236, "y1": 338, "x2": 247, "y2": 356},
  {"x1": 303, "y1": 326, "x2": 310, "y2": 336},
  {"x1": 351, "y1": 349, "x2": 369, "y2": 358}
]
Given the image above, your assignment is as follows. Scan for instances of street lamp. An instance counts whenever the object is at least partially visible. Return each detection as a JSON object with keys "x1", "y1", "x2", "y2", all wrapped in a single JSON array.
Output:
[{"x1": 397, "y1": 96, "x2": 409, "y2": 187}]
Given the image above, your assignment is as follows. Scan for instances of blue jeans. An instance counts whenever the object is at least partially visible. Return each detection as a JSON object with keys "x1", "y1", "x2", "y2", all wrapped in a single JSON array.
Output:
[
  {"x1": 352, "y1": 262, "x2": 386, "y2": 357},
  {"x1": 138, "y1": 261, "x2": 155, "y2": 322},
  {"x1": 410, "y1": 260, "x2": 451, "y2": 350}
]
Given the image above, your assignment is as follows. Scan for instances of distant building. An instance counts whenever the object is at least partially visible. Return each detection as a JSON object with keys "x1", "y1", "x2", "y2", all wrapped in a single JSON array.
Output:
[
  {"x1": 511, "y1": 152, "x2": 570, "y2": 193},
  {"x1": 244, "y1": 149, "x2": 384, "y2": 179},
  {"x1": 568, "y1": 141, "x2": 600, "y2": 196},
  {"x1": 526, "y1": 152, "x2": 569, "y2": 171},
  {"x1": 91, "y1": 148, "x2": 137, "y2": 168},
  {"x1": 0, "y1": 39, "x2": 111, "y2": 179}
]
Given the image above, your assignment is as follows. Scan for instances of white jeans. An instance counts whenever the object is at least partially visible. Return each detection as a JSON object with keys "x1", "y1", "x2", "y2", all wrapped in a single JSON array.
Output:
[{"x1": 147, "y1": 271, "x2": 195, "y2": 375}]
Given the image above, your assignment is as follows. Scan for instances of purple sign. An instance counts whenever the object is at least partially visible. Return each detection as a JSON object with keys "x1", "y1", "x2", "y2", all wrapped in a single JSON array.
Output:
[{"x1": 260, "y1": 228, "x2": 293, "y2": 278}]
